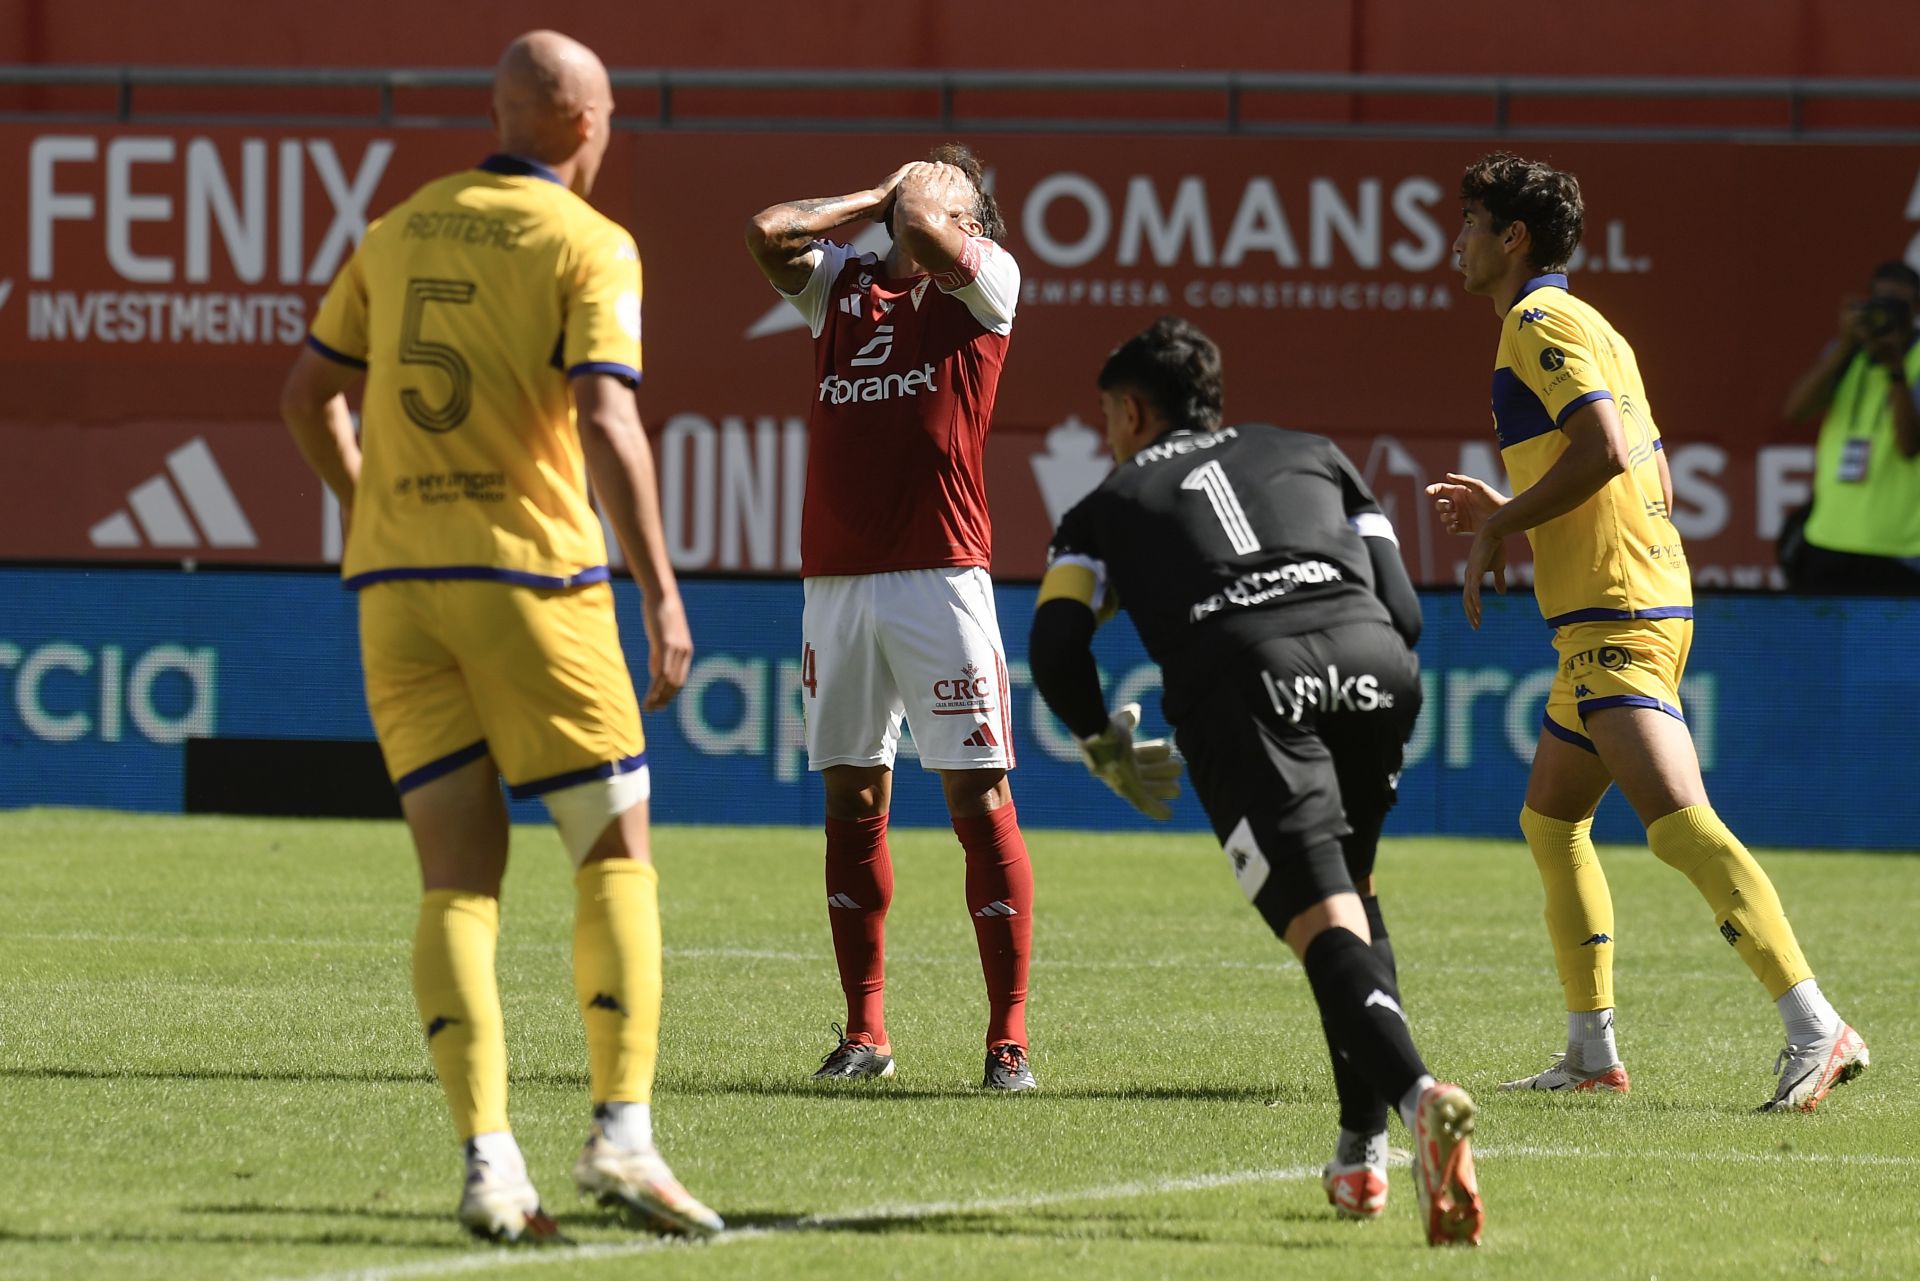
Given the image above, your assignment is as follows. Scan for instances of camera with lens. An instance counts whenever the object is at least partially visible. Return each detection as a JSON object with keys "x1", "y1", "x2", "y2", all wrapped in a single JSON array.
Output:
[{"x1": 1859, "y1": 294, "x2": 1914, "y2": 340}]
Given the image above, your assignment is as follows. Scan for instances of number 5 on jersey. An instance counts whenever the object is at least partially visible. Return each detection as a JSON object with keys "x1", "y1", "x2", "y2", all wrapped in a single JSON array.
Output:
[{"x1": 401, "y1": 277, "x2": 477, "y2": 433}]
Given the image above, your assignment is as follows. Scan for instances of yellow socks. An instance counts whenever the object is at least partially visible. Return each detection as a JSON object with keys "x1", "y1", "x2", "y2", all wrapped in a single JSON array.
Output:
[
  {"x1": 1647, "y1": 805, "x2": 1812, "y2": 1000},
  {"x1": 412, "y1": 890, "x2": 508, "y2": 1141},
  {"x1": 573, "y1": 858, "x2": 663, "y2": 1106},
  {"x1": 1518, "y1": 806, "x2": 1615, "y2": 1012}
]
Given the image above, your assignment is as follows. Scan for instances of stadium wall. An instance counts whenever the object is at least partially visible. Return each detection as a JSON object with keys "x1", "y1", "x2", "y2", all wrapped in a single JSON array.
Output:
[
  {"x1": 4, "y1": 125, "x2": 1916, "y2": 587},
  {"x1": 2, "y1": 567, "x2": 1913, "y2": 851},
  {"x1": 4, "y1": 0, "x2": 1917, "y2": 80}
]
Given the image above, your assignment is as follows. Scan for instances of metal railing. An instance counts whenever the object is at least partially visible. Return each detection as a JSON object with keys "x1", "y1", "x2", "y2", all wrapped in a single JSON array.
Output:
[{"x1": 1, "y1": 66, "x2": 1917, "y2": 140}]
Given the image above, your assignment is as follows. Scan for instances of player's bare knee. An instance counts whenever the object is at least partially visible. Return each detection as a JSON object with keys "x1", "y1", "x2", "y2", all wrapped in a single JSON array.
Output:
[
  {"x1": 1280, "y1": 893, "x2": 1371, "y2": 960},
  {"x1": 822, "y1": 764, "x2": 891, "y2": 819},
  {"x1": 544, "y1": 766, "x2": 651, "y2": 871},
  {"x1": 939, "y1": 767, "x2": 1009, "y2": 817}
]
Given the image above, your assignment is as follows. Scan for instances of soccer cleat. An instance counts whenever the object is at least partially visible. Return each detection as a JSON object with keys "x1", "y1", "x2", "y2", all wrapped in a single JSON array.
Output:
[
  {"x1": 573, "y1": 1127, "x2": 724, "y2": 1237},
  {"x1": 1499, "y1": 1053, "x2": 1631, "y2": 1093},
  {"x1": 1760, "y1": 1022, "x2": 1870, "y2": 1113},
  {"x1": 1411, "y1": 1083, "x2": 1484, "y2": 1247},
  {"x1": 982, "y1": 1041, "x2": 1037, "y2": 1091},
  {"x1": 811, "y1": 1023, "x2": 896, "y2": 1080},
  {"x1": 1321, "y1": 1161, "x2": 1388, "y2": 1221},
  {"x1": 457, "y1": 1145, "x2": 563, "y2": 1245}
]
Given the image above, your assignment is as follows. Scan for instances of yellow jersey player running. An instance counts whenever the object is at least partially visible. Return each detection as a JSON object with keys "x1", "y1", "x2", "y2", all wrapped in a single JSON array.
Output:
[
  {"x1": 1427, "y1": 152, "x2": 1867, "y2": 1112},
  {"x1": 279, "y1": 31, "x2": 722, "y2": 1241}
]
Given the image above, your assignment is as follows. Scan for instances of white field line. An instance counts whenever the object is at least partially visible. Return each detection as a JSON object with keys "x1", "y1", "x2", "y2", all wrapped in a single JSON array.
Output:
[
  {"x1": 11, "y1": 932, "x2": 1294, "y2": 971},
  {"x1": 12, "y1": 933, "x2": 1755, "y2": 987},
  {"x1": 264, "y1": 1144, "x2": 1920, "y2": 1281},
  {"x1": 9, "y1": 932, "x2": 1704, "y2": 980}
]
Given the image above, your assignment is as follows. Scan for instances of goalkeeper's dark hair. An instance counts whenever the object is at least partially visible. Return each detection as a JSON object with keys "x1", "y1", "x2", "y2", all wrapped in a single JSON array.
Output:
[
  {"x1": 1098, "y1": 316, "x2": 1224, "y2": 432},
  {"x1": 1459, "y1": 151, "x2": 1584, "y2": 273},
  {"x1": 927, "y1": 142, "x2": 1005, "y2": 243}
]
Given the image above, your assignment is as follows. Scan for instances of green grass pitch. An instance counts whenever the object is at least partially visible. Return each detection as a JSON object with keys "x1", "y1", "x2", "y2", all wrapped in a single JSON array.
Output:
[{"x1": 1, "y1": 807, "x2": 1914, "y2": 1280}]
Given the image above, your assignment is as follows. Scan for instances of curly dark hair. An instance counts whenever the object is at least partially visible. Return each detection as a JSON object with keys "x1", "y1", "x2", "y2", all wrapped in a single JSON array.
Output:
[
  {"x1": 926, "y1": 141, "x2": 1006, "y2": 243},
  {"x1": 1459, "y1": 152, "x2": 1584, "y2": 273},
  {"x1": 1097, "y1": 316, "x2": 1224, "y2": 432}
]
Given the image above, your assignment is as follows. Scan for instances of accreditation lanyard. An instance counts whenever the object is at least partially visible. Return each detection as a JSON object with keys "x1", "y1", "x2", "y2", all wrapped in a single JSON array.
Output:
[{"x1": 1836, "y1": 344, "x2": 1917, "y2": 484}]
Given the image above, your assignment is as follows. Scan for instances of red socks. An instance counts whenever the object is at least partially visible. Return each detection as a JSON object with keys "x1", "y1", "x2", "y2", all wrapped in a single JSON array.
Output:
[
  {"x1": 824, "y1": 814, "x2": 893, "y2": 1046},
  {"x1": 826, "y1": 805, "x2": 1034, "y2": 1052},
  {"x1": 953, "y1": 804, "x2": 1034, "y2": 1049}
]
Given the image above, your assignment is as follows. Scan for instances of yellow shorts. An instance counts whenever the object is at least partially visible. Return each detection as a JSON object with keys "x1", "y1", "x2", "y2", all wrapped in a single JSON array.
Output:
[
  {"x1": 1543, "y1": 616, "x2": 1694, "y2": 754},
  {"x1": 358, "y1": 578, "x2": 644, "y2": 796}
]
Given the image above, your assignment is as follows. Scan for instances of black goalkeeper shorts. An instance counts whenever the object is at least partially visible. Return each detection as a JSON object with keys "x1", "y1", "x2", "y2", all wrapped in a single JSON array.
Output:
[{"x1": 1174, "y1": 621, "x2": 1421, "y2": 925}]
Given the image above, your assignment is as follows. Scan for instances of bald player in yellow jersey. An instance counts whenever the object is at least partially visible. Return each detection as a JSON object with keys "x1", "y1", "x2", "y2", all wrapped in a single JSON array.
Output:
[
  {"x1": 1427, "y1": 152, "x2": 1867, "y2": 1113},
  {"x1": 280, "y1": 31, "x2": 722, "y2": 1241}
]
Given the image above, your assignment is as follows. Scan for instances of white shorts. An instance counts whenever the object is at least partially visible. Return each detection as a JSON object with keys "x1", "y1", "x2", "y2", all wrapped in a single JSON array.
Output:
[{"x1": 801, "y1": 567, "x2": 1016, "y2": 772}]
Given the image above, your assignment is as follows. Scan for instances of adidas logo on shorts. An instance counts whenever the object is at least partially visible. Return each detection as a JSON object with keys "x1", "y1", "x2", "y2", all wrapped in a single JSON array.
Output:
[{"x1": 961, "y1": 724, "x2": 999, "y2": 749}]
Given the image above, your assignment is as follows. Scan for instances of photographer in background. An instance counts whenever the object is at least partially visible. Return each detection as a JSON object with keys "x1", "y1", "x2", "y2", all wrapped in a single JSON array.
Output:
[{"x1": 1780, "y1": 261, "x2": 1920, "y2": 594}]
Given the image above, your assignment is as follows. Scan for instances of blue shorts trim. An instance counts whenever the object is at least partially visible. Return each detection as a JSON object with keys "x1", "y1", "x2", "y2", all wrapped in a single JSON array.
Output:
[
  {"x1": 1555, "y1": 389, "x2": 1614, "y2": 427},
  {"x1": 307, "y1": 334, "x2": 368, "y2": 369},
  {"x1": 395, "y1": 740, "x2": 490, "y2": 795},
  {"x1": 508, "y1": 752, "x2": 649, "y2": 800},
  {"x1": 1541, "y1": 713, "x2": 1598, "y2": 755},
  {"x1": 1578, "y1": 693, "x2": 1685, "y2": 723},
  {"x1": 345, "y1": 565, "x2": 613, "y2": 591},
  {"x1": 1544, "y1": 605, "x2": 1694, "y2": 628}
]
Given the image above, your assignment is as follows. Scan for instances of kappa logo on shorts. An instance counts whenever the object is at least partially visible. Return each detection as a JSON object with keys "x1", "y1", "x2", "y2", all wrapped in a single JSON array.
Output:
[
  {"x1": 930, "y1": 663, "x2": 995, "y2": 717},
  {"x1": 1222, "y1": 818, "x2": 1271, "y2": 900}
]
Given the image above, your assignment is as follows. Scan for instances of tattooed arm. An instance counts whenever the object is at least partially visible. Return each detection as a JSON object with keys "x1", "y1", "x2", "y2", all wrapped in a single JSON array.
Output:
[{"x1": 744, "y1": 164, "x2": 914, "y2": 294}]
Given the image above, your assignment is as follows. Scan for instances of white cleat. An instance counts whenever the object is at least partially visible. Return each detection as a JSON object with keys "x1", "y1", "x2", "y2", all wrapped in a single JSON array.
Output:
[
  {"x1": 1322, "y1": 1160, "x2": 1388, "y2": 1221},
  {"x1": 1761, "y1": 1022, "x2": 1870, "y2": 1113},
  {"x1": 457, "y1": 1146, "x2": 563, "y2": 1245},
  {"x1": 1500, "y1": 1053, "x2": 1631, "y2": 1093},
  {"x1": 574, "y1": 1128, "x2": 724, "y2": 1238}
]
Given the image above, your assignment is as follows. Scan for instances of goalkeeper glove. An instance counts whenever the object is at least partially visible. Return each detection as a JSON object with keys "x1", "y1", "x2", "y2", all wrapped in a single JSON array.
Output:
[{"x1": 1077, "y1": 702, "x2": 1183, "y2": 821}]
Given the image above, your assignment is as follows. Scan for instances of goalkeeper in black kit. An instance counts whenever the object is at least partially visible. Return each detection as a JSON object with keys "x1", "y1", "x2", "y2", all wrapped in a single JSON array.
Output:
[{"x1": 1028, "y1": 316, "x2": 1484, "y2": 1248}]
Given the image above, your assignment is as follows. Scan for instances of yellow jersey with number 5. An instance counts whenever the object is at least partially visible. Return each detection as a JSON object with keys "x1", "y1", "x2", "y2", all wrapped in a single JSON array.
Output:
[
  {"x1": 308, "y1": 154, "x2": 642, "y2": 590},
  {"x1": 1491, "y1": 273, "x2": 1692, "y2": 627}
]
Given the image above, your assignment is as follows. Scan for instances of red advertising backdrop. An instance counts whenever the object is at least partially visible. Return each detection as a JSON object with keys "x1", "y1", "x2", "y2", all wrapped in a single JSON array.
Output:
[{"x1": 2, "y1": 124, "x2": 1915, "y2": 584}]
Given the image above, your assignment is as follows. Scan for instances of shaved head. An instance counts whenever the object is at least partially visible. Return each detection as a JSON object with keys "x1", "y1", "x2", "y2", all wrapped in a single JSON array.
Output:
[{"x1": 492, "y1": 30, "x2": 615, "y2": 195}]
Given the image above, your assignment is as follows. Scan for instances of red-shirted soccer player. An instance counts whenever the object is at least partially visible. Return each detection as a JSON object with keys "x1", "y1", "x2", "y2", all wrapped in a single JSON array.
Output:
[{"x1": 746, "y1": 146, "x2": 1036, "y2": 1090}]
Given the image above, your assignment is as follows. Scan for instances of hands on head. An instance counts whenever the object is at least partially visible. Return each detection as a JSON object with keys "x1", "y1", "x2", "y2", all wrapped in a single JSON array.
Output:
[{"x1": 872, "y1": 161, "x2": 978, "y2": 231}]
